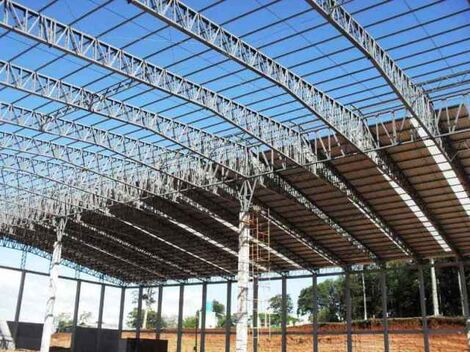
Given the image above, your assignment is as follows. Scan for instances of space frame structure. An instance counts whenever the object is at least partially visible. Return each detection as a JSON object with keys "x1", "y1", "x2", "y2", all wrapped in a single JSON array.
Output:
[{"x1": 0, "y1": 0, "x2": 470, "y2": 351}]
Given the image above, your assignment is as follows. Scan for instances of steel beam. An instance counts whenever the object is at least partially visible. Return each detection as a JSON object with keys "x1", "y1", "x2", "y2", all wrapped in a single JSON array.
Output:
[
  {"x1": 12, "y1": 267, "x2": 25, "y2": 347},
  {"x1": 312, "y1": 273, "x2": 319, "y2": 352},
  {"x1": 136, "y1": 286, "x2": 143, "y2": 342},
  {"x1": 1, "y1": 179, "x2": 230, "y2": 279},
  {"x1": 70, "y1": 280, "x2": 81, "y2": 352},
  {"x1": 0, "y1": 202, "x2": 171, "y2": 281},
  {"x1": 380, "y1": 266, "x2": 389, "y2": 352},
  {"x1": 252, "y1": 276, "x2": 258, "y2": 352},
  {"x1": 176, "y1": 283, "x2": 185, "y2": 352},
  {"x1": 225, "y1": 280, "x2": 232, "y2": 352},
  {"x1": 0, "y1": 236, "x2": 124, "y2": 285},
  {"x1": 458, "y1": 262, "x2": 470, "y2": 349},
  {"x1": 281, "y1": 275, "x2": 287, "y2": 352},
  {"x1": 156, "y1": 285, "x2": 163, "y2": 339},
  {"x1": 96, "y1": 284, "x2": 106, "y2": 352},
  {"x1": 418, "y1": 265, "x2": 430, "y2": 352},
  {"x1": 200, "y1": 282, "x2": 207, "y2": 352},
  {"x1": 345, "y1": 270, "x2": 352, "y2": 352},
  {"x1": 118, "y1": 287, "x2": 125, "y2": 335}
]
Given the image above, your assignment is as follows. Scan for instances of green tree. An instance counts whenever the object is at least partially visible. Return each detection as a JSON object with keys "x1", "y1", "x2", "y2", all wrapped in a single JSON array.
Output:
[
  {"x1": 211, "y1": 300, "x2": 226, "y2": 327},
  {"x1": 183, "y1": 316, "x2": 198, "y2": 328},
  {"x1": 55, "y1": 312, "x2": 73, "y2": 331},
  {"x1": 268, "y1": 294, "x2": 293, "y2": 326},
  {"x1": 127, "y1": 308, "x2": 167, "y2": 329}
]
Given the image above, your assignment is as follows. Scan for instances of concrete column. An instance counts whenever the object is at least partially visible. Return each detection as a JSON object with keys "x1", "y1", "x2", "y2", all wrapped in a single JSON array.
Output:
[
  {"x1": 70, "y1": 280, "x2": 81, "y2": 352},
  {"x1": 345, "y1": 270, "x2": 352, "y2": 352},
  {"x1": 236, "y1": 210, "x2": 250, "y2": 352},
  {"x1": 225, "y1": 281, "x2": 232, "y2": 352},
  {"x1": 200, "y1": 282, "x2": 207, "y2": 352},
  {"x1": 156, "y1": 285, "x2": 163, "y2": 339},
  {"x1": 458, "y1": 262, "x2": 469, "y2": 349},
  {"x1": 281, "y1": 275, "x2": 287, "y2": 352},
  {"x1": 430, "y1": 259, "x2": 440, "y2": 316},
  {"x1": 418, "y1": 265, "x2": 430, "y2": 352},
  {"x1": 380, "y1": 268, "x2": 389, "y2": 352},
  {"x1": 176, "y1": 283, "x2": 184, "y2": 352},
  {"x1": 40, "y1": 220, "x2": 65, "y2": 352}
]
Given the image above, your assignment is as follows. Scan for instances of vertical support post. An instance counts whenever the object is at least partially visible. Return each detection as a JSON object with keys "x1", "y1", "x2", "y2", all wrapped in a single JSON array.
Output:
[
  {"x1": 418, "y1": 264, "x2": 430, "y2": 352},
  {"x1": 361, "y1": 270, "x2": 367, "y2": 320},
  {"x1": 118, "y1": 287, "x2": 125, "y2": 336},
  {"x1": 380, "y1": 266, "x2": 389, "y2": 352},
  {"x1": 13, "y1": 268, "x2": 26, "y2": 345},
  {"x1": 96, "y1": 284, "x2": 105, "y2": 352},
  {"x1": 70, "y1": 280, "x2": 81, "y2": 352},
  {"x1": 312, "y1": 273, "x2": 318, "y2": 352},
  {"x1": 252, "y1": 277, "x2": 258, "y2": 352},
  {"x1": 236, "y1": 209, "x2": 251, "y2": 352},
  {"x1": 176, "y1": 283, "x2": 185, "y2": 352},
  {"x1": 225, "y1": 280, "x2": 232, "y2": 352},
  {"x1": 281, "y1": 275, "x2": 287, "y2": 352},
  {"x1": 200, "y1": 282, "x2": 207, "y2": 352},
  {"x1": 430, "y1": 258, "x2": 440, "y2": 316},
  {"x1": 458, "y1": 262, "x2": 469, "y2": 349},
  {"x1": 156, "y1": 285, "x2": 163, "y2": 339},
  {"x1": 136, "y1": 286, "x2": 143, "y2": 342},
  {"x1": 345, "y1": 269, "x2": 352, "y2": 352},
  {"x1": 40, "y1": 219, "x2": 66, "y2": 352}
]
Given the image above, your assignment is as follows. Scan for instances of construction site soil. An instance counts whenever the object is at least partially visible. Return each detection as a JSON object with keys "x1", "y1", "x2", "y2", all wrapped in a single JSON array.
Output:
[{"x1": 2, "y1": 317, "x2": 467, "y2": 352}]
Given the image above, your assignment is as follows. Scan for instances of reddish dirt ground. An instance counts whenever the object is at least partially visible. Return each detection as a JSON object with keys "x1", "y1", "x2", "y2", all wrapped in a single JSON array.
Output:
[{"x1": 3, "y1": 317, "x2": 468, "y2": 352}]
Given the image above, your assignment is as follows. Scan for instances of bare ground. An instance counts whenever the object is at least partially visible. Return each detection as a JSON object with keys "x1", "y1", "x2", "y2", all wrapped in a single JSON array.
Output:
[{"x1": 2, "y1": 317, "x2": 468, "y2": 352}]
